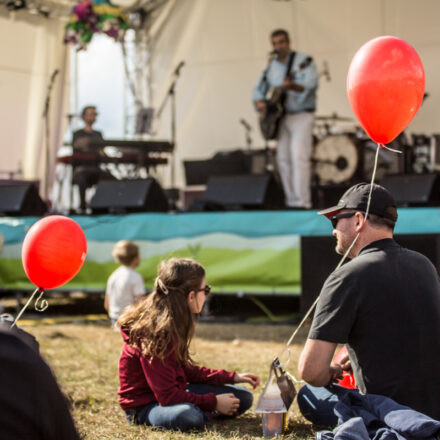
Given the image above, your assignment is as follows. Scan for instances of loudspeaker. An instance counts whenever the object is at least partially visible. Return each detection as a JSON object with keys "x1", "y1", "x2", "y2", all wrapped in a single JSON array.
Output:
[
  {"x1": 201, "y1": 174, "x2": 284, "y2": 210},
  {"x1": 184, "y1": 150, "x2": 248, "y2": 186},
  {"x1": 0, "y1": 183, "x2": 47, "y2": 216},
  {"x1": 380, "y1": 173, "x2": 440, "y2": 206},
  {"x1": 300, "y1": 234, "x2": 440, "y2": 316},
  {"x1": 90, "y1": 178, "x2": 168, "y2": 213},
  {"x1": 312, "y1": 183, "x2": 351, "y2": 210}
]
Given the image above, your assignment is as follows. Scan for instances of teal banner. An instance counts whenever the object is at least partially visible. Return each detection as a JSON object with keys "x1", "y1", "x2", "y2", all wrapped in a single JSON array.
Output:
[{"x1": 0, "y1": 208, "x2": 439, "y2": 293}]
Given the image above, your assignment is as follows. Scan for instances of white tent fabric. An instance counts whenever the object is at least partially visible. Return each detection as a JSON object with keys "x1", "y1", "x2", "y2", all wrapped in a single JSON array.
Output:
[
  {"x1": 2, "y1": 0, "x2": 440, "y2": 196},
  {"x1": 0, "y1": 10, "x2": 69, "y2": 197},
  {"x1": 144, "y1": 0, "x2": 440, "y2": 188}
]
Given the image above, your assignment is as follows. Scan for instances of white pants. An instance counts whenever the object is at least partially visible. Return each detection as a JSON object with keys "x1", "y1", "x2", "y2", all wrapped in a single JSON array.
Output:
[{"x1": 276, "y1": 112, "x2": 314, "y2": 208}]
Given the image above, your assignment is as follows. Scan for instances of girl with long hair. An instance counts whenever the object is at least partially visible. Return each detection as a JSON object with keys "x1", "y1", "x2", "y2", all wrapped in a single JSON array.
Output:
[{"x1": 117, "y1": 257, "x2": 260, "y2": 432}]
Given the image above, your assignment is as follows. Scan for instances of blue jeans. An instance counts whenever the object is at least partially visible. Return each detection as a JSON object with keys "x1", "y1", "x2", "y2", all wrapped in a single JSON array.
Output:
[
  {"x1": 125, "y1": 384, "x2": 253, "y2": 432},
  {"x1": 297, "y1": 384, "x2": 357, "y2": 427}
]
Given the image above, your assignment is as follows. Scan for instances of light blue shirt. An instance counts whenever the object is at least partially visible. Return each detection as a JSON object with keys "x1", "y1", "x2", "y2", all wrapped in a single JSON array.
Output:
[{"x1": 253, "y1": 51, "x2": 318, "y2": 113}]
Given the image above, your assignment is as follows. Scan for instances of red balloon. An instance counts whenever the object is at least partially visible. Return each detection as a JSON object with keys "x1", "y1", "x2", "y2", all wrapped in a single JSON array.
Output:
[
  {"x1": 21, "y1": 215, "x2": 87, "y2": 289},
  {"x1": 333, "y1": 346, "x2": 357, "y2": 389},
  {"x1": 347, "y1": 36, "x2": 425, "y2": 144},
  {"x1": 338, "y1": 371, "x2": 357, "y2": 389}
]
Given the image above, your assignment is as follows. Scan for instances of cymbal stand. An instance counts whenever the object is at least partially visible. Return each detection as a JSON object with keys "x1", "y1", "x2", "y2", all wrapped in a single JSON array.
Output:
[
  {"x1": 42, "y1": 69, "x2": 59, "y2": 200},
  {"x1": 156, "y1": 61, "x2": 185, "y2": 209}
]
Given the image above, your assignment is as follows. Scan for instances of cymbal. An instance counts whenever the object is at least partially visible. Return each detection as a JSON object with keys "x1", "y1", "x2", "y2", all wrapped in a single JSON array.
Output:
[{"x1": 315, "y1": 112, "x2": 353, "y2": 122}]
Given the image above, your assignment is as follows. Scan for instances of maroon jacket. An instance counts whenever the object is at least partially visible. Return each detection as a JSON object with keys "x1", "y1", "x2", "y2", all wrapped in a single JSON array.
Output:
[{"x1": 118, "y1": 327, "x2": 235, "y2": 412}]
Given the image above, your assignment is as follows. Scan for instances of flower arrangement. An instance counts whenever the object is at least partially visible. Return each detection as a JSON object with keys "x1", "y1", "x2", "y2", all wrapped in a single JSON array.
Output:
[{"x1": 64, "y1": 0, "x2": 129, "y2": 50}]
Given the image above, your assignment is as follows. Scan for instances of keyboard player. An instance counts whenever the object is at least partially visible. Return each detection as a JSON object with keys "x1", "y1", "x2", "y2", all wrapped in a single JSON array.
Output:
[{"x1": 71, "y1": 105, "x2": 113, "y2": 213}]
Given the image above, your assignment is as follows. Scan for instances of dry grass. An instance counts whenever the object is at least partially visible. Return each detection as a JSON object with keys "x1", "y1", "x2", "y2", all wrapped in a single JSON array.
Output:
[{"x1": 22, "y1": 321, "x2": 317, "y2": 439}]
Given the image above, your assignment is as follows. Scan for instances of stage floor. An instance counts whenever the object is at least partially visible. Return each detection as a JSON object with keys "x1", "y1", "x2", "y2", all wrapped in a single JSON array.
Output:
[{"x1": 1, "y1": 208, "x2": 439, "y2": 294}]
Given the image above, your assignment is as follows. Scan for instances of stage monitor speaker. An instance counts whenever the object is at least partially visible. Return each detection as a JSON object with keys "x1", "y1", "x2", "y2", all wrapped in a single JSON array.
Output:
[
  {"x1": 90, "y1": 178, "x2": 169, "y2": 213},
  {"x1": 0, "y1": 183, "x2": 47, "y2": 216},
  {"x1": 312, "y1": 183, "x2": 351, "y2": 210},
  {"x1": 184, "y1": 150, "x2": 249, "y2": 185},
  {"x1": 301, "y1": 234, "x2": 440, "y2": 316},
  {"x1": 380, "y1": 173, "x2": 440, "y2": 206},
  {"x1": 202, "y1": 174, "x2": 284, "y2": 210}
]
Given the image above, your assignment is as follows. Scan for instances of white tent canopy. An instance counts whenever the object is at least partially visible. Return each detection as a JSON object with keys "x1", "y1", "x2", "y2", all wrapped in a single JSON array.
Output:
[{"x1": 1, "y1": 0, "x2": 440, "y2": 196}]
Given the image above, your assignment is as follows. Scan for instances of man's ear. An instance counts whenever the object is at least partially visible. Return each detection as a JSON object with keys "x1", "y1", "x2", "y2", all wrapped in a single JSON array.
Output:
[
  {"x1": 355, "y1": 211, "x2": 365, "y2": 232},
  {"x1": 187, "y1": 291, "x2": 195, "y2": 301}
]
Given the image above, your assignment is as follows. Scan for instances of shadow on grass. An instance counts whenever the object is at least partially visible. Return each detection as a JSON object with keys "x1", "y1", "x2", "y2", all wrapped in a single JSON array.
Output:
[
  {"x1": 207, "y1": 414, "x2": 316, "y2": 439},
  {"x1": 195, "y1": 322, "x2": 311, "y2": 344}
]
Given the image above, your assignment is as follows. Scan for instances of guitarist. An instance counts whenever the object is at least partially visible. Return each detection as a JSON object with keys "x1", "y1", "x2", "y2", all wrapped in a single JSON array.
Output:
[{"x1": 253, "y1": 29, "x2": 318, "y2": 209}]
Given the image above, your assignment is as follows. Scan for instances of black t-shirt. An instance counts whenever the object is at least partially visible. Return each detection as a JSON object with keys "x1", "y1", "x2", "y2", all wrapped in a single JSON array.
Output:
[
  {"x1": 309, "y1": 238, "x2": 440, "y2": 420},
  {"x1": 0, "y1": 326, "x2": 80, "y2": 440},
  {"x1": 72, "y1": 128, "x2": 103, "y2": 152}
]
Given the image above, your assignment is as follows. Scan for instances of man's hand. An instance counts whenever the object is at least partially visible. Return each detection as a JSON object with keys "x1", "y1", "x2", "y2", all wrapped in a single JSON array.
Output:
[
  {"x1": 282, "y1": 77, "x2": 304, "y2": 92},
  {"x1": 329, "y1": 363, "x2": 343, "y2": 384},
  {"x1": 255, "y1": 100, "x2": 267, "y2": 114},
  {"x1": 215, "y1": 393, "x2": 240, "y2": 415},
  {"x1": 233, "y1": 372, "x2": 260, "y2": 389}
]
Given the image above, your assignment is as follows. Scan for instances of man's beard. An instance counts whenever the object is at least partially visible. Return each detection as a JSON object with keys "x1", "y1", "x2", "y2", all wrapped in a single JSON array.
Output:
[{"x1": 335, "y1": 235, "x2": 350, "y2": 256}]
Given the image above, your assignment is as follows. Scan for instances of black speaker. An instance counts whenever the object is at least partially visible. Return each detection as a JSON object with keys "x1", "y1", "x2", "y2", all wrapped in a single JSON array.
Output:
[
  {"x1": 312, "y1": 183, "x2": 351, "y2": 210},
  {"x1": 201, "y1": 174, "x2": 284, "y2": 210},
  {"x1": 300, "y1": 234, "x2": 440, "y2": 316},
  {"x1": 184, "y1": 150, "x2": 248, "y2": 186},
  {"x1": 90, "y1": 178, "x2": 168, "y2": 213},
  {"x1": 380, "y1": 173, "x2": 440, "y2": 206},
  {"x1": 0, "y1": 183, "x2": 47, "y2": 216}
]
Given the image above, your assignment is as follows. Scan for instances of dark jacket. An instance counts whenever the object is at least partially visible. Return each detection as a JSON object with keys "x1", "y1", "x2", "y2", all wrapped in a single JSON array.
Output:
[{"x1": 318, "y1": 391, "x2": 440, "y2": 440}]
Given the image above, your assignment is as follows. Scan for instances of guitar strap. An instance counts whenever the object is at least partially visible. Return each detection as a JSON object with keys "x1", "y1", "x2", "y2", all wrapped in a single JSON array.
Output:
[
  {"x1": 260, "y1": 51, "x2": 297, "y2": 93},
  {"x1": 285, "y1": 51, "x2": 296, "y2": 80}
]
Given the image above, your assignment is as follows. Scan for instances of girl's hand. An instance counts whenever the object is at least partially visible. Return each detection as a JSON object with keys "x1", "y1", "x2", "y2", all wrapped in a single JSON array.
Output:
[
  {"x1": 233, "y1": 372, "x2": 261, "y2": 389},
  {"x1": 215, "y1": 393, "x2": 240, "y2": 415}
]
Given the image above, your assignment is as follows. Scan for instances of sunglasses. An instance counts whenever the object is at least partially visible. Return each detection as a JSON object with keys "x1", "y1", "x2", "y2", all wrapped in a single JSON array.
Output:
[
  {"x1": 197, "y1": 284, "x2": 211, "y2": 295},
  {"x1": 330, "y1": 212, "x2": 358, "y2": 229}
]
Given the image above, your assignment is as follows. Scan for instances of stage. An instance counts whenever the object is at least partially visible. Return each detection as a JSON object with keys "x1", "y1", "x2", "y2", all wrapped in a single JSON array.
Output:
[{"x1": 1, "y1": 208, "x2": 440, "y2": 296}]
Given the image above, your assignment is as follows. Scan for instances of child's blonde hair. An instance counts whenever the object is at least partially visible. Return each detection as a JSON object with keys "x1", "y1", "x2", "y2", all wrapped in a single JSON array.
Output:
[
  {"x1": 112, "y1": 240, "x2": 139, "y2": 266},
  {"x1": 117, "y1": 258, "x2": 205, "y2": 365}
]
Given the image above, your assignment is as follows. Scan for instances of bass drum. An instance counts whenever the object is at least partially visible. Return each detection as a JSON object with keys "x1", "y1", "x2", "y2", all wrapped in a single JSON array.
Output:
[{"x1": 312, "y1": 134, "x2": 359, "y2": 184}]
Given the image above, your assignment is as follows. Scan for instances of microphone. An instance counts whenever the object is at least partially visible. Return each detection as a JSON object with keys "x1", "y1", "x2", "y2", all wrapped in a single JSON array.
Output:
[
  {"x1": 174, "y1": 61, "x2": 185, "y2": 76},
  {"x1": 323, "y1": 61, "x2": 331, "y2": 82},
  {"x1": 50, "y1": 69, "x2": 59, "y2": 82},
  {"x1": 240, "y1": 118, "x2": 252, "y2": 131}
]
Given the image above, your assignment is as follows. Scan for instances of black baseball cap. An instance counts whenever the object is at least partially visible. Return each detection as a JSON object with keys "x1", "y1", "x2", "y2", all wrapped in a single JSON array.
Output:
[{"x1": 318, "y1": 183, "x2": 398, "y2": 222}]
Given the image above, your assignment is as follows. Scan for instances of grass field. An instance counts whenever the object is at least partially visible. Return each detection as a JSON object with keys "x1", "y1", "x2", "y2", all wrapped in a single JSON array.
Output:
[{"x1": 22, "y1": 320, "x2": 318, "y2": 440}]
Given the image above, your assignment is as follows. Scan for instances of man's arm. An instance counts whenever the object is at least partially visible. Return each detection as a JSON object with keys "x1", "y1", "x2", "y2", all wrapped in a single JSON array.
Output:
[{"x1": 298, "y1": 338, "x2": 342, "y2": 386}]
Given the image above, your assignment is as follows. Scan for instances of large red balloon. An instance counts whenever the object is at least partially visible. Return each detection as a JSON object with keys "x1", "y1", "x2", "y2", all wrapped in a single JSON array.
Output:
[
  {"x1": 22, "y1": 216, "x2": 87, "y2": 289},
  {"x1": 347, "y1": 36, "x2": 425, "y2": 144}
]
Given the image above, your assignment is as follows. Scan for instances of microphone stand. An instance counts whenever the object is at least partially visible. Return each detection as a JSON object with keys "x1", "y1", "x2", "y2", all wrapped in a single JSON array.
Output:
[
  {"x1": 156, "y1": 61, "x2": 185, "y2": 208},
  {"x1": 42, "y1": 69, "x2": 59, "y2": 200}
]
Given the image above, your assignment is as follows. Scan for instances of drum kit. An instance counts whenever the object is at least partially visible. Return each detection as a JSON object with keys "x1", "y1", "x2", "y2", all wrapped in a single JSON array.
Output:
[{"x1": 311, "y1": 112, "x2": 409, "y2": 185}]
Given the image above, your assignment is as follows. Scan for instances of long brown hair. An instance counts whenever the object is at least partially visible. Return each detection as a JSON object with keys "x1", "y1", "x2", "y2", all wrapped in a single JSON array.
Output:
[{"x1": 117, "y1": 258, "x2": 205, "y2": 365}]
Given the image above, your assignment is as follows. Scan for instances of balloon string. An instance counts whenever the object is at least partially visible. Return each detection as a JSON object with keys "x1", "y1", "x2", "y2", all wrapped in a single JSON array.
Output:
[
  {"x1": 35, "y1": 290, "x2": 49, "y2": 312},
  {"x1": 381, "y1": 143, "x2": 403, "y2": 154},
  {"x1": 11, "y1": 287, "x2": 44, "y2": 328},
  {"x1": 275, "y1": 144, "x2": 382, "y2": 363}
]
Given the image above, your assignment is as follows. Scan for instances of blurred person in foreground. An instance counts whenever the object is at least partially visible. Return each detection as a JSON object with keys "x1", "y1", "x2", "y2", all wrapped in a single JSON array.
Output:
[{"x1": 0, "y1": 317, "x2": 80, "y2": 439}]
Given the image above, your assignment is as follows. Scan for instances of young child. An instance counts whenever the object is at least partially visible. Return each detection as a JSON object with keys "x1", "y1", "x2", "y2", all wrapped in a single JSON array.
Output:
[
  {"x1": 104, "y1": 240, "x2": 145, "y2": 327},
  {"x1": 117, "y1": 257, "x2": 260, "y2": 432}
]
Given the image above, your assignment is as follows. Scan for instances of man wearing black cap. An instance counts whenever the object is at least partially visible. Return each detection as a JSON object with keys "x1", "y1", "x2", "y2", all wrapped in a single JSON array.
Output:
[{"x1": 296, "y1": 183, "x2": 440, "y2": 425}]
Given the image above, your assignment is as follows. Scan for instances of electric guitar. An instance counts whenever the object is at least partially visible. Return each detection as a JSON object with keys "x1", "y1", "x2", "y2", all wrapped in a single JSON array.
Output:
[{"x1": 259, "y1": 56, "x2": 313, "y2": 140}]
